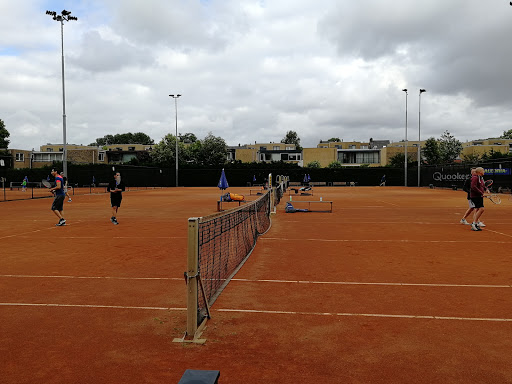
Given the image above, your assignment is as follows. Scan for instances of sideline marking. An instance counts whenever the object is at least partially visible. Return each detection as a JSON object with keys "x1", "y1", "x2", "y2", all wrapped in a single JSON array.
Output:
[
  {"x1": 485, "y1": 229, "x2": 512, "y2": 238},
  {"x1": 376, "y1": 200, "x2": 400, "y2": 207},
  {"x1": 217, "y1": 308, "x2": 512, "y2": 322},
  {"x1": 262, "y1": 237, "x2": 512, "y2": 244},
  {"x1": 0, "y1": 302, "x2": 183, "y2": 311},
  {"x1": 0, "y1": 220, "x2": 84, "y2": 240},
  {"x1": 0, "y1": 274, "x2": 182, "y2": 281},
  {"x1": 231, "y1": 278, "x2": 512, "y2": 289},
  {"x1": 1, "y1": 302, "x2": 511, "y2": 322},
  {"x1": 1, "y1": 275, "x2": 510, "y2": 289}
]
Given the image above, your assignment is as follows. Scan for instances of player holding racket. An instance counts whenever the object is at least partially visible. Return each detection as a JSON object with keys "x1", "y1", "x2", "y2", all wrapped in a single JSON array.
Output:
[
  {"x1": 108, "y1": 172, "x2": 125, "y2": 225},
  {"x1": 469, "y1": 167, "x2": 486, "y2": 231},
  {"x1": 460, "y1": 167, "x2": 476, "y2": 225},
  {"x1": 49, "y1": 169, "x2": 66, "y2": 226}
]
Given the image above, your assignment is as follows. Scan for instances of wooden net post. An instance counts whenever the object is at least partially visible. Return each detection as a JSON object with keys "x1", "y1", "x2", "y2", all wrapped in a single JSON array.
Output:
[{"x1": 186, "y1": 217, "x2": 199, "y2": 337}]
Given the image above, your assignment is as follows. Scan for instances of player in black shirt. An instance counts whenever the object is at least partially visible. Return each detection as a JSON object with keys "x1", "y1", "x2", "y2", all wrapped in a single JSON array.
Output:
[{"x1": 107, "y1": 172, "x2": 125, "y2": 225}]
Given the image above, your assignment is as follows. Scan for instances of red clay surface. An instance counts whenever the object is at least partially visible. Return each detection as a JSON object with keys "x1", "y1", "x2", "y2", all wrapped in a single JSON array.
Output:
[{"x1": 1, "y1": 186, "x2": 512, "y2": 383}]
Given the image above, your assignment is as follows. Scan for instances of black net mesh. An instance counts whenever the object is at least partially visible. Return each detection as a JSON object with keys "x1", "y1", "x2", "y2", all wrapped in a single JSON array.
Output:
[{"x1": 196, "y1": 190, "x2": 271, "y2": 324}]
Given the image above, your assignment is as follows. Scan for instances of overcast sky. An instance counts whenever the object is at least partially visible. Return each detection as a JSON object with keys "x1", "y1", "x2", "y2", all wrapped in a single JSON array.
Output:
[{"x1": 2, "y1": 0, "x2": 512, "y2": 151}]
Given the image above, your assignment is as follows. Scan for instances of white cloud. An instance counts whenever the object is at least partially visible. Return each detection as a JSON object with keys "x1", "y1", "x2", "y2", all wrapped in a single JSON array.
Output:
[{"x1": 2, "y1": 0, "x2": 512, "y2": 152}]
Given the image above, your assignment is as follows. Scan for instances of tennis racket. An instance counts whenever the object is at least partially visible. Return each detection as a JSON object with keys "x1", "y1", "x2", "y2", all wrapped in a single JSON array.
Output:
[
  {"x1": 484, "y1": 179, "x2": 493, "y2": 190},
  {"x1": 485, "y1": 194, "x2": 501, "y2": 205},
  {"x1": 41, "y1": 179, "x2": 54, "y2": 194}
]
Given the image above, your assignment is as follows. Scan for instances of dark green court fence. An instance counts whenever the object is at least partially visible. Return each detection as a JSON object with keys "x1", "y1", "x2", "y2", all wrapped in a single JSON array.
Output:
[{"x1": 2, "y1": 160, "x2": 510, "y2": 202}]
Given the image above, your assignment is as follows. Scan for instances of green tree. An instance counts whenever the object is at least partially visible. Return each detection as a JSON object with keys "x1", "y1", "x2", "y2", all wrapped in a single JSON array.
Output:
[
  {"x1": 327, "y1": 161, "x2": 342, "y2": 168},
  {"x1": 481, "y1": 149, "x2": 511, "y2": 161},
  {"x1": 90, "y1": 132, "x2": 154, "y2": 146},
  {"x1": 197, "y1": 133, "x2": 227, "y2": 166},
  {"x1": 131, "y1": 132, "x2": 154, "y2": 145},
  {"x1": 422, "y1": 137, "x2": 441, "y2": 165},
  {"x1": 306, "y1": 160, "x2": 321, "y2": 168},
  {"x1": 150, "y1": 134, "x2": 185, "y2": 166},
  {"x1": 388, "y1": 152, "x2": 414, "y2": 168},
  {"x1": 500, "y1": 129, "x2": 512, "y2": 139},
  {"x1": 281, "y1": 130, "x2": 302, "y2": 151},
  {"x1": 0, "y1": 119, "x2": 10, "y2": 149},
  {"x1": 180, "y1": 133, "x2": 197, "y2": 143},
  {"x1": 438, "y1": 130, "x2": 462, "y2": 163},
  {"x1": 461, "y1": 153, "x2": 481, "y2": 163},
  {"x1": 327, "y1": 137, "x2": 341, "y2": 142}
]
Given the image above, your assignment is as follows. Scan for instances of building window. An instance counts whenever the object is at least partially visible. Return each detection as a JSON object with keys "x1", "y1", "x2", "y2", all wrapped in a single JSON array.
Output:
[
  {"x1": 98, "y1": 152, "x2": 105, "y2": 161},
  {"x1": 15, "y1": 153, "x2": 24, "y2": 161},
  {"x1": 349, "y1": 145, "x2": 356, "y2": 149},
  {"x1": 260, "y1": 146, "x2": 267, "y2": 151},
  {"x1": 128, "y1": 147, "x2": 135, "y2": 151},
  {"x1": 59, "y1": 148, "x2": 63, "y2": 152},
  {"x1": 361, "y1": 145, "x2": 368, "y2": 149},
  {"x1": 47, "y1": 148, "x2": 53, "y2": 152},
  {"x1": 281, "y1": 154, "x2": 289, "y2": 161},
  {"x1": 286, "y1": 146, "x2": 294, "y2": 150},
  {"x1": 339, "y1": 151, "x2": 379, "y2": 164},
  {"x1": 273, "y1": 146, "x2": 280, "y2": 150}
]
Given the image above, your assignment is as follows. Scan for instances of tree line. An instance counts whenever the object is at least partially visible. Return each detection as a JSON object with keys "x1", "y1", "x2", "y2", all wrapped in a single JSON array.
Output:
[{"x1": 2, "y1": 116, "x2": 512, "y2": 167}]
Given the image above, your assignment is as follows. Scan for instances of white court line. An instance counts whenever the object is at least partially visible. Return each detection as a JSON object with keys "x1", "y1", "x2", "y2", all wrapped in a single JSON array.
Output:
[
  {"x1": 0, "y1": 302, "x2": 183, "y2": 311},
  {"x1": 217, "y1": 308, "x2": 512, "y2": 322},
  {"x1": 1, "y1": 302, "x2": 511, "y2": 322},
  {"x1": 1, "y1": 275, "x2": 510, "y2": 289},
  {"x1": 262, "y1": 237, "x2": 512, "y2": 244},
  {"x1": 485, "y1": 229, "x2": 512, "y2": 238},
  {"x1": 0, "y1": 220, "x2": 84, "y2": 240},
  {"x1": 0, "y1": 274, "x2": 182, "y2": 280},
  {"x1": 376, "y1": 200, "x2": 400, "y2": 207},
  {"x1": 231, "y1": 278, "x2": 512, "y2": 289}
]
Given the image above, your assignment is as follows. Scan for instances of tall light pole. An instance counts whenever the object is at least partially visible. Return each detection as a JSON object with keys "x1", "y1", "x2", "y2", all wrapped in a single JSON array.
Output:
[
  {"x1": 46, "y1": 10, "x2": 77, "y2": 178},
  {"x1": 169, "y1": 94, "x2": 181, "y2": 187},
  {"x1": 402, "y1": 89, "x2": 408, "y2": 187},
  {"x1": 418, "y1": 89, "x2": 426, "y2": 187}
]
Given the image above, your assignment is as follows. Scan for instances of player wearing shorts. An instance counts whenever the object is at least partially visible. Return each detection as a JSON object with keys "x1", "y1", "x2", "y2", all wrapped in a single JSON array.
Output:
[
  {"x1": 107, "y1": 172, "x2": 125, "y2": 225},
  {"x1": 50, "y1": 169, "x2": 66, "y2": 226},
  {"x1": 469, "y1": 167, "x2": 487, "y2": 231}
]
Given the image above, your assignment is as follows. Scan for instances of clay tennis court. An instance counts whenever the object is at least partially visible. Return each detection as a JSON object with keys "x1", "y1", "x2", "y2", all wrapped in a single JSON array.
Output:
[{"x1": 1, "y1": 186, "x2": 512, "y2": 383}]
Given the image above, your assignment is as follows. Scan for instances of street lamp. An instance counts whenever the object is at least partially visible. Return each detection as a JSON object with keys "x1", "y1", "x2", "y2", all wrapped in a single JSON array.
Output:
[
  {"x1": 46, "y1": 10, "x2": 77, "y2": 179},
  {"x1": 418, "y1": 89, "x2": 426, "y2": 187},
  {"x1": 402, "y1": 89, "x2": 408, "y2": 187},
  {"x1": 169, "y1": 94, "x2": 181, "y2": 187}
]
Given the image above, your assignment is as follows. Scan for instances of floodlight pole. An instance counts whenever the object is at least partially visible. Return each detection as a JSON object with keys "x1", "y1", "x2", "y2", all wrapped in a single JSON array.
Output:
[
  {"x1": 418, "y1": 89, "x2": 426, "y2": 187},
  {"x1": 169, "y1": 94, "x2": 182, "y2": 187},
  {"x1": 402, "y1": 89, "x2": 408, "y2": 187},
  {"x1": 46, "y1": 10, "x2": 77, "y2": 178}
]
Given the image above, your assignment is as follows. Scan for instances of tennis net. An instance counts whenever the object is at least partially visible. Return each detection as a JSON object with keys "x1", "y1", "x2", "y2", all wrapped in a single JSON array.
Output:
[{"x1": 185, "y1": 189, "x2": 271, "y2": 338}]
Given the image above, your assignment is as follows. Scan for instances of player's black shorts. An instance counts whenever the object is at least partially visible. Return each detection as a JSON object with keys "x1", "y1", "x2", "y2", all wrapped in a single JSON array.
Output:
[
  {"x1": 470, "y1": 196, "x2": 484, "y2": 209},
  {"x1": 111, "y1": 196, "x2": 122, "y2": 208},
  {"x1": 51, "y1": 195, "x2": 65, "y2": 211}
]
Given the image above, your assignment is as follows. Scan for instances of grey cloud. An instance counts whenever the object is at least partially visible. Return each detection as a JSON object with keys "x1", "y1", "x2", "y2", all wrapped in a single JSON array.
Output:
[{"x1": 69, "y1": 31, "x2": 154, "y2": 72}]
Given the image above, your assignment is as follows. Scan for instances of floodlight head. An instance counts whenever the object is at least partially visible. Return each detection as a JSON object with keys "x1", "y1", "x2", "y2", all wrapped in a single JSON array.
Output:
[
  {"x1": 402, "y1": 88, "x2": 407, "y2": 92},
  {"x1": 420, "y1": 89, "x2": 426, "y2": 93},
  {"x1": 68, "y1": 16, "x2": 78, "y2": 21},
  {"x1": 62, "y1": 10, "x2": 71, "y2": 16}
]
